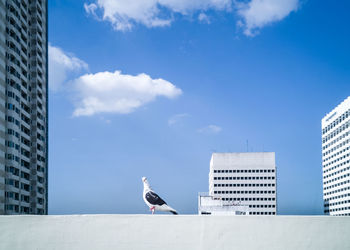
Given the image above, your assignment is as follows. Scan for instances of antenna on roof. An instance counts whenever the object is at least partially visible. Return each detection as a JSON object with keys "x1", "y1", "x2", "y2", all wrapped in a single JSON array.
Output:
[{"x1": 246, "y1": 140, "x2": 249, "y2": 152}]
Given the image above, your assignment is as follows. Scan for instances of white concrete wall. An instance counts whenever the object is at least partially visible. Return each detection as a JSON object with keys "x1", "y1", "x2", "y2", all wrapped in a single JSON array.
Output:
[
  {"x1": 210, "y1": 152, "x2": 275, "y2": 168},
  {"x1": 0, "y1": 215, "x2": 349, "y2": 250}
]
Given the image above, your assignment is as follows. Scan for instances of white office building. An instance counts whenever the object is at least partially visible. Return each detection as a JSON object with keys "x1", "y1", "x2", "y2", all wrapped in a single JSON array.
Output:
[
  {"x1": 209, "y1": 152, "x2": 277, "y2": 215},
  {"x1": 322, "y1": 96, "x2": 350, "y2": 216}
]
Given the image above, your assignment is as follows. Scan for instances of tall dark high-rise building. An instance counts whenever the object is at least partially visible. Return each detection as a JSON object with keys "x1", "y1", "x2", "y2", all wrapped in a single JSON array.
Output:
[{"x1": 0, "y1": 0, "x2": 48, "y2": 214}]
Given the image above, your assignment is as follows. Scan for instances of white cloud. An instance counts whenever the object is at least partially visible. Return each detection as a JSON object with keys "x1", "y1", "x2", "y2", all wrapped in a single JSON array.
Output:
[
  {"x1": 72, "y1": 70, "x2": 182, "y2": 116},
  {"x1": 49, "y1": 45, "x2": 88, "y2": 90},
  {"x1": 198, "y1": 125, "x2": 222, "y2": 134},
  {"x1": 84, "y1": 3, "x2": 99, "y2": 19},
  {"x1": 84, "y1": 0, "x2": 231, "y2": 31},
  {"x1": 198, "y1": 13, "x2": 211, "y2": 24},
  {"x1": 84, "y1": 0, "x2": 300, "y2": 35},
  {"x1": 49, "y1": 45, "x2": 181, "y2": 116},
  {"x1": 236, "y1": 0, "x2": 299, "y2": 36},
  {"x1": 168, "y1": 113, "x2": 190, "y2": 126},
  {"x1": 99, "y1": 117, "x2": 112, "y2": 124}
]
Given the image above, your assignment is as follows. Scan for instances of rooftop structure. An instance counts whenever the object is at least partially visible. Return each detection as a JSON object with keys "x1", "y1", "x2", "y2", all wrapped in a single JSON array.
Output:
[{"x1": 198, "y1": 192, "x2": 249, "y2": 215}]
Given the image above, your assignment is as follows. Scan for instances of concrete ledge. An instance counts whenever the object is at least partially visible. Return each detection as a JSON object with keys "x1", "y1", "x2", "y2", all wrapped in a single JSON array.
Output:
[{"x1": 0, "y1": 215, "x2": 349, "y2": 250}]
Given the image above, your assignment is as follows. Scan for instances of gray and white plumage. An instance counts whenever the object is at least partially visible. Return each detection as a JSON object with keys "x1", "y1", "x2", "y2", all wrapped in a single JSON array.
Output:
[{"x1": 142, "y1": 177, "x2": 178, "y2": 215}]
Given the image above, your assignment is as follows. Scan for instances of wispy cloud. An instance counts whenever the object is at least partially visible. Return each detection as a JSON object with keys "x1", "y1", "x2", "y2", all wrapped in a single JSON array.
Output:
[
  {"x1": 72, "y1": 70, "x2": 182, "y2": 117},
  {"x1": 198, "y1": 13, "x2": 211, "y2": 24},
  {"x1": 49, "y1": 44, "x2": 88, "y2": 91},
  {"x1": 168, "y1": 113, "x2": 190, "y2": 126},
  {"x1": 99, "y1": 117, "x2": 112, "y2": 124},
  {"x1": 236, "y1": 0, "x2": 299, "y2": 36},
  {"x1": 84, "y1": 0, "x2": 231, "y2": 31},
  {"x1": 84, "y1": 2, "x2": 99, "y2": 19},
  {"x1": 198, "y1": 125, "x2": 222, "y2": 134},
  {"x1": 84, "y1": 0, "x2": 300, "y2": 35}
]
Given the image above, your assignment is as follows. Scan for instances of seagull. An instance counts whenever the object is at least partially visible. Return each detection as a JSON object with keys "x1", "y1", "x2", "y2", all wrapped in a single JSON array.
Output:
[{"x1": 142, "y1": 177, "x2": 178, "y2": 215}]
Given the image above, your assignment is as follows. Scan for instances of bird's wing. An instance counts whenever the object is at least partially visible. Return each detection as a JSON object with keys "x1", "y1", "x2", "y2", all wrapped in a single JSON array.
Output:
[{"x1": 145, "y1": 191, "x2": 167, "y2": 206}]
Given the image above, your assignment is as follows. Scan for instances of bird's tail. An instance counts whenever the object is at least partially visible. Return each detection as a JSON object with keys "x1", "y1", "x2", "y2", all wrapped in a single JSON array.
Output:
[{"x1": 160, "y1": 204, "x2": 178, "y2": 215}]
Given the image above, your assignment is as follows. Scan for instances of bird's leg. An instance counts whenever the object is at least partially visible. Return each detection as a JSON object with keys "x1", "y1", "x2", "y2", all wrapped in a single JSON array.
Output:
[{"x1": 151, "y1": 206, "x2": 155, "y2": 214}]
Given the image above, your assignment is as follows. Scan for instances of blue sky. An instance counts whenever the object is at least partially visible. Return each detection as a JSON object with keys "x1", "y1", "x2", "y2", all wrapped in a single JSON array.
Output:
[{"x1": 48, "y1": 0, "x2": 350, "y2": 215}]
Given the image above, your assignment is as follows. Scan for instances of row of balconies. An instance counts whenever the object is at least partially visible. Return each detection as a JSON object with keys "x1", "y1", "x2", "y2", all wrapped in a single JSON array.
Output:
[
  {"x1": 6, "y1": 139, "x2": 46, "y2": 159},
  {"x1": 6, "y1": 63, "x2": 28, "y2": 89},
  {"x1": 6, "y1": 25, "x2": 26, "y2": 49},
  {"x1": 5, "y1": 172, "x2": 46, "y2": 190},
  {"x1": 6, "y1": 39, "x2": 21, "y2": 57},
  {"x1": 6, "y1": 99, "x2": 46, "y2": 128},
  {"x1": 7, "y1": 129, "x2": 42, "y2": 153},
  {"x1": 6, "y1": 148, "x2": 47, "y2": 164},
  {"x1": 6, "y1": 20, "x2": 29, "y2": 58},
  {"x1": 7, "y1": 1, "x2": 27, "y2": 23},
  {"x1": 7, "y1": 59, "x2": 28, "y2": 83},
  {"x1": 5, "y1": 195, "x2": 46, "y2": 207},
  {"x1": 7, "y1": 78, "x2": 30, "y2": 102},
  {"x1": 6, "y1": 11, "x2": 27, "y2": 41},
  {"x1": 6, "y1": 24, "x2": 28, "y2": 52},
  {"x1": 6, "y1": 1, "x2": 47, "y2": 59},
  {"x1": 6, "y1": 20, "x2": 46, "y2": 80},
  {"x1": 6, "y1": 53, "x2": 28, "y2": 78}
]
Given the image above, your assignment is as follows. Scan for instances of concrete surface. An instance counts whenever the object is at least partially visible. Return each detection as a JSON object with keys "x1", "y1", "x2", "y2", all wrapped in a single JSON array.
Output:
[{"x1": 0, "y1": 215, "x2": 349, "y2": 250}]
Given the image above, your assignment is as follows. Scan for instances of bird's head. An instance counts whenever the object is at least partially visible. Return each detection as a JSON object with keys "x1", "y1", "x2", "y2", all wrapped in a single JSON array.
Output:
[{"x1": 142, "y1": 177, "x2": 151, "y2": 190}]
